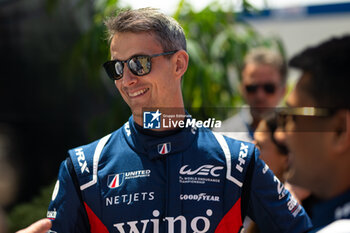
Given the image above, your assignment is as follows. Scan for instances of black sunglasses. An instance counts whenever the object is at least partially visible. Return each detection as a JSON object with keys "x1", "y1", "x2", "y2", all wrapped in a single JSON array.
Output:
[
  {"x1": 103, "y1": 51, "x2": 177, "y2": 80},
  {"x1": 245, "y1": 83, "x2": 277, "y2": 94},
  {"x1": 276, "y1": 107, "x2": 335, "y2": 131}
]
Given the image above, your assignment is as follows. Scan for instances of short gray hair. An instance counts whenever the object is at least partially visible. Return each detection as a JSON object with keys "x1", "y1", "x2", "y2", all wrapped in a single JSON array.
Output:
[
  {"x1": 105, "y1": 8, "x2": 187, "y2": 52},
  {"x1": 243, "y1": 47, "x2": 287, "y2": 84}
]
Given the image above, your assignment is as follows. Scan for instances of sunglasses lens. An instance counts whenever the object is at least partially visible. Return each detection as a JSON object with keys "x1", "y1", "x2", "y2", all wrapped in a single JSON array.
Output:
[
  {"x1": 103, "y1": 61, "x2": 122, "y2": 80},
  {"x1": 245, "y1": 84, "x2": 277, "y2": 94},
  {"x1": 245, "y1": 85, "x2": 257, "y2": 93},
  {"x1": 264, "y1": 84, "x2": 276, "y2": 94},
  {"x1": 115, "y1": 62, "x2": 124, "y2": 77},
  {"x1": 128, "y1": 56, "x2": 151, "y2": 76}
]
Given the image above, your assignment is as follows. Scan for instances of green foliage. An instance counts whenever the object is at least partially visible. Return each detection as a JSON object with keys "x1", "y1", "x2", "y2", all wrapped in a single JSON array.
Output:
[
  {"x1": 175, "y1": 0, "x2": 285, "y2": 120},
  {"x1": 59, "y1": 0, "x2": 132, "y2": 139},
  {"x1": 8, "y1": 183, "x2": 55, "y2": 232}
]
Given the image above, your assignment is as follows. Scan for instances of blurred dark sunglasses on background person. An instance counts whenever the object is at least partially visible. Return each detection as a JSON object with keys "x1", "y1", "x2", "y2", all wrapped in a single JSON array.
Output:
[
  {"x1": 103, "y1": 51, "x2": 178, "y2": 80},
  {"x1": 244, "y1": 83, "x2": 277, "y2": 94}
]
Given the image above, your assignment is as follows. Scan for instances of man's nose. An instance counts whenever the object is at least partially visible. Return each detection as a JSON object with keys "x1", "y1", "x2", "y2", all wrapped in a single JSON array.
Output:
[
  {"x1": 255, "y1": 87, "x2": 268, "y2": 99},
  {"x1": 122, "y1": 67, "x2": 138, "y2": 86}
]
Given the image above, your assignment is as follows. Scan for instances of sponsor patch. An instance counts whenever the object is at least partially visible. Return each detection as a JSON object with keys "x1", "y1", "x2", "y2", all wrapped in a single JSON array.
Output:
[
  {"x1": 51, "y1": 180, "x2": 59, "y2": 201},
  {"x1": 108, "y1": 173, "x2": 125, "y2": 189},
  {"x1": 106, "y1": 192, "x2": 155, "y2": 206},
  {"x1": 179, "y1": 165, "x2": 223, "y2": 184},
  {"x1": 180, "y1": 193, "x2": 220, "y2": 202},
  {"x1": 107, "y1": 170, "x2": 151, "y2": 189},
  {"x1": 124, "y1": 122, "x2": 131, "y2": 136},
  {"x1": 335, "y1": 202, "x2": 350, "y2": 219},
  {"x1": 113, "y1": 209, "x2": 213, "y2": 233},
  {"x1": 157, "y1": 142, "x2": 171, "y2": 155},
  {"x1": 236, "y1": 143, "x2": 248, "y2": 173},
  {"x1": 75, "y1": 148, "x2": 90, "y2": 174},
  {"x1": 47, "y1": 209, "x2": 57, "y2": 220}
]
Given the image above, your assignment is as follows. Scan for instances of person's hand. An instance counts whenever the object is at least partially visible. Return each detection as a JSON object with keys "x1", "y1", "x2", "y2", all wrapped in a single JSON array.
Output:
[{"x1": 16, "y1": 219, "x2": 52, "y2": 233}]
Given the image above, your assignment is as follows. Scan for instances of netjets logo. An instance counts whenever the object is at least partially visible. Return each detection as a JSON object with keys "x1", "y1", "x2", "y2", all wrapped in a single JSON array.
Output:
[{"x1": 179, "y1": 165, "x2": 223, "y2": 177}]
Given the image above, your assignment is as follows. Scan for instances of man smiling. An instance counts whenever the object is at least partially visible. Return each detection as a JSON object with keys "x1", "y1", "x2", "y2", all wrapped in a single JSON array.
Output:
[{"x1": 47, "y1": 8, "x2": 311, "y2": 233}]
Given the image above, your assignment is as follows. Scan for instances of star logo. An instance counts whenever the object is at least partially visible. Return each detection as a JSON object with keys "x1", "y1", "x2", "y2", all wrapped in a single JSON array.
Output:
[
  {"x1": 143, "y1": 110, "x2": 162, "y2": 129},
  {"x1": 151, "y1": 109, "x2": 162, "y2": 122}
]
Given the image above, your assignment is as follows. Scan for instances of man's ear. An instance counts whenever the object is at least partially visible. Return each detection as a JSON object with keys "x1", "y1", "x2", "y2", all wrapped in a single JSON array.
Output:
[
  {"x1": 332, "y1": 110, "x2": 350, "y2": 155},
  {"x1": 172, "y1": 50, "x2": 189, "y2": 78}
]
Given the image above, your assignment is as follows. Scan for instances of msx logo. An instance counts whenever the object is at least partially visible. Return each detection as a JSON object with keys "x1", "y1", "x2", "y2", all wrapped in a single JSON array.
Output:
[{"x1": 143, "y1": 110, "x2": 161, "y2": 129}]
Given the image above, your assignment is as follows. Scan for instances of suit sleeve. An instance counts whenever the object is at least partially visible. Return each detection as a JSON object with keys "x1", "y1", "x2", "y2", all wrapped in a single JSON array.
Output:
[
  {"x1": 246, "y1": 147, "x2": 313, "y2": 233},
  {"x1": 47, "y1": 160, "x2": 90, "y2": 233}
]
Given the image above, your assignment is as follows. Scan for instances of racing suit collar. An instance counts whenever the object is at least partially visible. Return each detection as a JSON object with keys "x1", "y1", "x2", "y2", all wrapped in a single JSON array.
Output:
[{"x1": 122, "y1": 115, "x2": 198, "y2": 160}]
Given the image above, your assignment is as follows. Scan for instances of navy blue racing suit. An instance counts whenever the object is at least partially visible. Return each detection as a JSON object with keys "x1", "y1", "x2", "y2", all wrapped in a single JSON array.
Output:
[
  {"x1": 308, "y1": 188, "x2": 350, "y2": 232},
  {"x1": 47, "y1": 116, "x2": 312, "y2": 233}
]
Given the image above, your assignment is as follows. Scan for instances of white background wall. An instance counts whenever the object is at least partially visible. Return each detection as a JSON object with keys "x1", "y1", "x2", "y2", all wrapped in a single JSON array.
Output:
[{"x1": 247, "y1": 10, "x2": 350, "y2": 58}]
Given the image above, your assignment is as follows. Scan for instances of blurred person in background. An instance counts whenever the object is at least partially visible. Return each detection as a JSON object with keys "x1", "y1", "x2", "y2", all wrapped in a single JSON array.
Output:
[
  {"x1": 218, "y1": 48, "x2": 287, "y2": 142},
  {"x1": 276, "y1": 35, "x2": 350, "y2": 232},
  {"x1": 246, "y1": 113, "x2": 318, "y2": 233}
]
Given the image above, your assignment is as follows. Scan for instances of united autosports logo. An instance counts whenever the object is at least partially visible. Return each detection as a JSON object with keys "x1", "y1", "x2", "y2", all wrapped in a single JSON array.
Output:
[
  {"x1": 108, "y1": 170, "x2": 151, "y2": 189},
  {"x1": 143, "y1": 110, "x2": 161, "y2": 129},
  {"x1": 108, "y1": 173, "x2": 125, "y2": 188}
]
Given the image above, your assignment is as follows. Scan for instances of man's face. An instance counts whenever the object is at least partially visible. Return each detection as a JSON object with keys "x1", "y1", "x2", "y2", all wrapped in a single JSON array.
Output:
[
  {"x1": 279, "y1": 75, "x2": 332, "y2": 191},
  {"x1": 110, "y1": 32, "x2": 182, "y2": 122},
  {"x1": 241, "y1": 63, "x2": 285, "y2": 116}
]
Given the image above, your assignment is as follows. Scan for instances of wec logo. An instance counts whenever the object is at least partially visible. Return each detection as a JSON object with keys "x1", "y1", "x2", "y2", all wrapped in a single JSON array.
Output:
[{"x1": 179, "y1": 165, "x2": 223, "y2": 177}]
